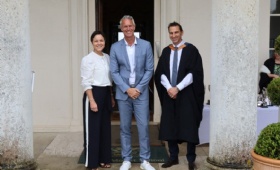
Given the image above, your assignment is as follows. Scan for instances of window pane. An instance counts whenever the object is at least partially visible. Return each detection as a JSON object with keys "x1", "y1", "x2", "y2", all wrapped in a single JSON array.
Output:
[
  {"x1": 269, "y1": 17, "x2": 280, "y2": 48},
  {"x1": 270, "y1": 50, "x2": 275, "y2": 58},
  {"x1": 271, "y1": 0, "x2": 280, "y2": 14}
]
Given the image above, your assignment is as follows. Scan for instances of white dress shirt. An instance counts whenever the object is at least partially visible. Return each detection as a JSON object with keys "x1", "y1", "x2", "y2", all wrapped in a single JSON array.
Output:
[
  {"x1": 161, "y1": 40, "x2": 193, "y2": 90},
  {"x1": 81, "y1": 51, "x2": 112, "y2": 91},
  {"x1": 124, "y1": 38, "x2": 137, "y2": 85}
]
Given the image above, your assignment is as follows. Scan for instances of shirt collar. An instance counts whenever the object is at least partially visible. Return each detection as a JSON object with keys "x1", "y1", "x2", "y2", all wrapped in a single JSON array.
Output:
[
  {"x1": 124, "y1": 38, "x2": 137, "y2": 46},
  {"x1": 173, "y1": 40, "x2": 185, "y2": 48}
]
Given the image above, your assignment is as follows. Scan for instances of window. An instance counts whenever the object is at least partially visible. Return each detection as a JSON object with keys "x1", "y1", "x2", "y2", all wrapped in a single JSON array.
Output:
[{"x1": 270, "y1": 0, "x2": 280, "y2": 57}]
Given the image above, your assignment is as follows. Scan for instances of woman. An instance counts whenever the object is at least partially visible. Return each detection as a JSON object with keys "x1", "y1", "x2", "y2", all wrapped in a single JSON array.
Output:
[
  {"x1": 81, "y1": 31, "x2": 115, "y2": 170},
  {"x1": 259, "y1": 52, "x2": 280, "y2": 93}
]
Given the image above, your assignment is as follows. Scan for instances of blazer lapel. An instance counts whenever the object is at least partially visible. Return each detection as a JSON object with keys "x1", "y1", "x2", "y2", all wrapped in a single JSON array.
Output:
[
  {"x1": 135, "y1": 40, "x2": 140, "y2": 70},
  {"x1": 121, "y1": 40, "x2": 131, "y2": 71}
]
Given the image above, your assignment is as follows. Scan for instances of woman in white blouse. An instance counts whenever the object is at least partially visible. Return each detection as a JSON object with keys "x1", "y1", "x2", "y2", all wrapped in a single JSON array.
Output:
[{"x1": 81, "y1": 31, "x2": 115, "y2": 170}]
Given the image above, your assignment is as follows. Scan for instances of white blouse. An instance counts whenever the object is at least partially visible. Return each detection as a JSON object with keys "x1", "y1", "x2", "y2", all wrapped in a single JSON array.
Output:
[{"x1": 81, "y1": 51, "x2": 112, "y2": 91}]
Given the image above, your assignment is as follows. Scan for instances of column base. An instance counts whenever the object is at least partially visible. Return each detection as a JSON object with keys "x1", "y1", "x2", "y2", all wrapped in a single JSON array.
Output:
[
  {"x1": 0, "y1": 160, "x2": 37, "y2": 170},
  {"x1": 205, "y1": 157, "x2": 252, "y2": 170}
]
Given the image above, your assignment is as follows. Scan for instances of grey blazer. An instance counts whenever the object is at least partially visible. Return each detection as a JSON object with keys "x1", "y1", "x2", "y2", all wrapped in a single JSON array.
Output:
[{"x1": 110, "y1": 38, "x2": 154, "y2": 100}]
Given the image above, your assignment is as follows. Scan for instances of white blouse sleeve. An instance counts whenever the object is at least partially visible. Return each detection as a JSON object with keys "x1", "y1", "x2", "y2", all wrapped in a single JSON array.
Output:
[{"x1": 81, "y1": 56, "x2": 93, "y2": 91}]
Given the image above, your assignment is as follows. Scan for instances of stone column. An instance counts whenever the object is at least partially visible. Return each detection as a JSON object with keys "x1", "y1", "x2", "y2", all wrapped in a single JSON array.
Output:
[
  {"x1": 206, "y1": 0, "x2": 259, "y2": 169},
  {"x1": 0, "y1": 0, "x2": 36, "y2": 169}
]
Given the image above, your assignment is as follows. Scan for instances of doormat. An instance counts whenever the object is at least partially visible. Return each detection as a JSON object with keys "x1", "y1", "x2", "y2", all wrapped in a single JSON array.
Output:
[{"x1": 78, "y1": 145, "x2": 168, "y2": 164}]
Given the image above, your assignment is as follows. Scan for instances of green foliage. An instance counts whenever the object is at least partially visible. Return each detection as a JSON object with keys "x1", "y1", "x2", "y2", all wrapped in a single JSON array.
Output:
[
  {"x1": 267, "y1": 78, "x2": 280, "y2": 106},
  {"x1": 254, "y1": 123, "x2": 280, "y2": 159},
  {"x1": 275, "y1": 35, "x2": 280, "y2": 54}
]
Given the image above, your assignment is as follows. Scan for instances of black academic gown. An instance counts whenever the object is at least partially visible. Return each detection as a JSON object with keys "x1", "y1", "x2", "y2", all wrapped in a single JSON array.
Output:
[
  {"x1": 259, "y1": 58, "x2": 275, "y2": 93},
  {"x1": 154, "y1": 43, "x2": 205, "y2": 144}
]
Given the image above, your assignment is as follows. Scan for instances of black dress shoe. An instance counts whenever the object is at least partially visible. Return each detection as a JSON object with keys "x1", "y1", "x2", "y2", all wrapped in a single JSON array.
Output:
[
  {"x1": 161, "y1": 159, "x2": 179, "y2": 168},
  {"x1": 188, "y1": 162, "x2": 196, "y2": 170}
]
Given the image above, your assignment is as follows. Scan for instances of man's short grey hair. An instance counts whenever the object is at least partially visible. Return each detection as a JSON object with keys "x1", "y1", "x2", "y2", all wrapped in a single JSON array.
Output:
[{"x1": 119, "y1": 15, "x2": 136, "y2": 26}]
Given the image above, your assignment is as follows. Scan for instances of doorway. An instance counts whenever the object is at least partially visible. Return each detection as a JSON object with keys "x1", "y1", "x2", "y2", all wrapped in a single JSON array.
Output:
[{"x1": 95, "y1": 0, "x2": 155, "y2": 121}]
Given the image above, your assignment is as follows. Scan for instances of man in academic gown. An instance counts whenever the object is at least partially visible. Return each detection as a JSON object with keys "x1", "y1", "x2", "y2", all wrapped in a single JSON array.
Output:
[{"x1": 154, "y1": 22, "x2": 204, "y2": 170}]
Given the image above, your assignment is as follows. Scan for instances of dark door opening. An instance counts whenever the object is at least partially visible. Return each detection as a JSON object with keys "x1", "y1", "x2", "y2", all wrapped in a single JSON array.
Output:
[{"x1": 95, "y1": 0, "x2": 154, "y2": 121}]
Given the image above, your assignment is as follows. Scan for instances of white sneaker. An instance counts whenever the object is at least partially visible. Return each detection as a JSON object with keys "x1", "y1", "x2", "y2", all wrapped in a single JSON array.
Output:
[
  {"x1": 140, "y1": 160, "x2": 155, "y2": 170},
  {"x1": 120, "y1": 161, "x2": 131, "y2": 170}
]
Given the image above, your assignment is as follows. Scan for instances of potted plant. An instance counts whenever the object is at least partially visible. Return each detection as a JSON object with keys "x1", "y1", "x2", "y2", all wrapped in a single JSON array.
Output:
[
  {"x1": 251, "y1": 78, "x2": 280, "y2": 169},
  {"x1": 251, "y1": 123, "x2": 280, "y2": 169},
  {"x1": 267, "y1": 78, "x2": 280, "y2": 106}
]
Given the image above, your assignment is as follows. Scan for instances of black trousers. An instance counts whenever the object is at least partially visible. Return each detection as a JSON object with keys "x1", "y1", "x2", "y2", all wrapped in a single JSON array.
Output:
[
  {"x1": 82, "y1": 86, "x2": 112, "y2": 169},
  {"x1": 167, "y1": 140, "x2": 196, "y2": 163}
]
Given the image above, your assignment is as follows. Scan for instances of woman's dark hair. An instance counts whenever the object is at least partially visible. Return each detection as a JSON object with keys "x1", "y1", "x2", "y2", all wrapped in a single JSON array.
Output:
[
  {"x1": 90, "y1": 31, "x2": 105, "y2": 43},
  {"x1": 168, "y1": 22, "x2": 183, "y2": 32}
]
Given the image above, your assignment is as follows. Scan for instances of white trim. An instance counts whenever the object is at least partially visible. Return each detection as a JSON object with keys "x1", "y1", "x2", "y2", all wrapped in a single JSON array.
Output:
[{"x1": 85, "y1": 97, "x2": 89, "y2": 166}]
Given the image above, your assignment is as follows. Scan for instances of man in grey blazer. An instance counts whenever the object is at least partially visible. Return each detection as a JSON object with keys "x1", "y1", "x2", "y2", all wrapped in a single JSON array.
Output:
[{"x1": 110, "y1": 15, "x2": 155, "y2": 170}]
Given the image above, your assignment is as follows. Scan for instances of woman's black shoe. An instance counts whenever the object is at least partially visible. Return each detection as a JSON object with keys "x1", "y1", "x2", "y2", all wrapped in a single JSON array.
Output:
[{"x1": 161, "y1": 159, "x2": 179, "y2": 168}]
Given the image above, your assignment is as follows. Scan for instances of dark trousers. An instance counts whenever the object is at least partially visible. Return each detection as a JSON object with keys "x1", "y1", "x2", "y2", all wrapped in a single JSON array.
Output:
[
  {"x1": 167, "y1": 140, "x2": 196, "y2": 163},
  {"x1": 82, "y1": 86, "x2": 112, "y2": 169}
]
